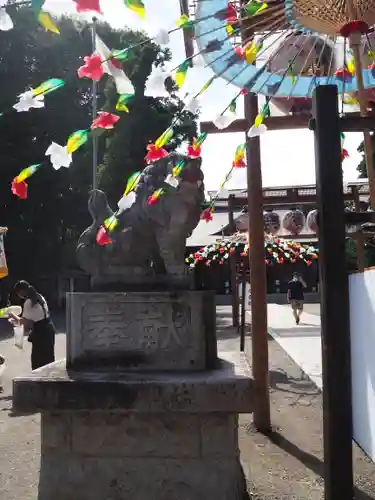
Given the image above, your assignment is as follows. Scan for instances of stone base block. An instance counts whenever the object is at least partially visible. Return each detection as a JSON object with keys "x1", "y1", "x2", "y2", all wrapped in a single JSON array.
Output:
[
  {"x1": 66, "y1": 291, "x2": 216, "y2": 371},
  {"x1": 13, "y1": 352, "x2": 253, "y2": 500},
  {"x1": 39, "y1": 411, "x2": 247, "y2": 500},
  {"x1": 39, "y1": 455, "x2": 246, "y2": 500}
]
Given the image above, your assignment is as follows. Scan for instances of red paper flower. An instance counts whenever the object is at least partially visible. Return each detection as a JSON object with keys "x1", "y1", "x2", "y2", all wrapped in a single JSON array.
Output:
[
  {"x1": 187, "y1": 142, "x2": 202, "y2": 159},
  {"x1": 240, "y1": 88, "x2": 248, "y2": 95},
  {"x1": 226, "y1": 2, "x2": 237, "y2": 23},
  {"x1": 77, "y1": 54, "x2": 104, "y2": 81},
  {"x1": 335, "y1": 67, "x2": 353, "y2": 81},
  {"x1": 91, "y1": 112, "x2": 120, "y2": 130},
  {"x1": 145, "y1": 144, "x2": 168, "y2": 163},
  {"x1": 265, "y1": 259, "x2": 269, "y2": 265},
  {"x1": 200, "y1": 207, "x2": 213, "y2": 222},
  {"x1": 96, "y1": 226, "x2": 112, "y2": 246},
  {"x1": 341, "y1": 148, "x2": 349, "y2": 161},
  {"x1": 11, "y1": 178, "x2": 27, "y2": 199},
  {"x1": 306, "y1": 260, "x2": 312, "y2": 266},
  {"x1": 73, "y1": 0, "x2": 102, "y2": 14}
]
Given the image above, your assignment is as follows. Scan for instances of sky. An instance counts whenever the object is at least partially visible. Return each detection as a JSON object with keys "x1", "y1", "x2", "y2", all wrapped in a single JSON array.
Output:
[{"x1": 42, "y1": 0, "x2": 364, "y2": 191}]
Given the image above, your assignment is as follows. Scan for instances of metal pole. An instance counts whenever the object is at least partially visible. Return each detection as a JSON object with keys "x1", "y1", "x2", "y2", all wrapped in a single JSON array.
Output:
[
  {"x1": 312, "y1": 85, "x2": 354, "y2": 500},
  {"x1": 244, "y1": 92, "x2": 271, "y2": 433},
  {"x1": 228, "y1": 195, "x2": 239, "y2": 328},
  {"x1": 91, "y1": 18, "x2": 98, "y2": 190}
]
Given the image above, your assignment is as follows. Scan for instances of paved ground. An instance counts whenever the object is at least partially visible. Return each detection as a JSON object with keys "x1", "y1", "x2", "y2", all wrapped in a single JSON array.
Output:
[{"x1": 1, "y1": 305, "x2": 375, "y2": 499}]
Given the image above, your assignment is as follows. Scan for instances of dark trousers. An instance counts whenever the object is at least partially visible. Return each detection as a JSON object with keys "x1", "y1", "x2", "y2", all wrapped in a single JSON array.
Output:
[{"x1": 29, "y1": 317, "x2": 55, "y2": 371}]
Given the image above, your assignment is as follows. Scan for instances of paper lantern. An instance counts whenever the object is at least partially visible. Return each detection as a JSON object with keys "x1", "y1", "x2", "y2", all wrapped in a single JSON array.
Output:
[
  {"x1": 282, "y1": 210, "x2": 305, "y2": 235},
  {"x1": 263, "y1": 211, "x2": 280, "y2": 234},
  {"x1": 306, "y1": 209, "x2": 318, "y2": 233}
]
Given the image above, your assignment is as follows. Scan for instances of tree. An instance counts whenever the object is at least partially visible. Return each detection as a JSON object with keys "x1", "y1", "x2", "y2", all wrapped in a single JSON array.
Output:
[
  {"x1": 357, "y1": 135, "x2": 375, "y2": 178},
  {"x1": 0, "y1": 6, "x2": 197, "y2": 277}
]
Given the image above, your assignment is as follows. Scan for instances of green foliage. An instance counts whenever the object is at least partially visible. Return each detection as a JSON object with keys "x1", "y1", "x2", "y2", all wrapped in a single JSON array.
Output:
[
  {"x1": 356, "y1": 135, "x2": 375, "y2": 178},
  {"x1": 0, "y1": 7, "x2": 197, "y2": 276}
]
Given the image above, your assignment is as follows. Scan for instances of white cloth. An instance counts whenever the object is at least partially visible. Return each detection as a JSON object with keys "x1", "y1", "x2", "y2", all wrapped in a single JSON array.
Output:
[{"x1": 22, "y1": 297, "x2": 48, "y2": 322}]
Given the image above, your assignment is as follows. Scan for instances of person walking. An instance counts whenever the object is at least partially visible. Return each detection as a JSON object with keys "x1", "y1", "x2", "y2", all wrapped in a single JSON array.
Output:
[
  {"x1": 8, "y1": 280, "x2": 55, "y2": 370},
  {"x1": 287, "y1": 272, "x2": 307, "y2": 325}
]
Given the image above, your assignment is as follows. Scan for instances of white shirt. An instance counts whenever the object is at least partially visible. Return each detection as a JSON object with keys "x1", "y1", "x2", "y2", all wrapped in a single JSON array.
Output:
[{"x1": 22, "y1": 296, "x2": 48, "y2": 322}]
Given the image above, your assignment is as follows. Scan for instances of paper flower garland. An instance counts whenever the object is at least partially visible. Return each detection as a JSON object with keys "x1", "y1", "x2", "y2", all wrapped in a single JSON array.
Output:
[
  {"x1": 11, "y1": 164, "x2": 42, "y2": 199},
  {"x1": 186, "y1": 233, "x2": 318, "y2": 268}
]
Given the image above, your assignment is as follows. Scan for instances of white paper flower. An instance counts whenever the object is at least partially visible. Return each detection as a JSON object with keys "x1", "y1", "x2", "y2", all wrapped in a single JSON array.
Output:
[
  {"x1": 117, "y1": 192, "x2": 136, "y2": 212},
  {"x1": 145, "y1": 65, "x2": 171, "y2": 98},
  {"x1": 153, "y1": 29, "x2": 170, "y2": 46},
  {"x1": 45, "y1": 142, "x2": 72, "y2": 170},
  {"x1": 183, "y1": 95, "x2": 200, "y2": 114},
  {"x1": 247, "y1": 123, "x2": 268, "y2": 138},
  {"x1": 165, "y1": 174, "x2": 179, "y2": 188},
  {"x1": 0, "y1": 5, "x2": 13, "y2": 31},
  {"x1": 13, "y1": 91, "x2": 44, "y2": 112},
  {"x1": 213, "y1": 112, "x2": 236, "y2": 130},
  {"x1": 218, "y1": 187, "x2": 229, "y2": 198},
  {"x1": 95, "y1": 35, "x2": 135, "y2": 95}
]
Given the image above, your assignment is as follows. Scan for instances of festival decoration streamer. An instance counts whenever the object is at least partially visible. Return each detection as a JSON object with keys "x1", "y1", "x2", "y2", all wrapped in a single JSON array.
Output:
[
  {"x1": 116, "y1": 94, "x2": 135, "y2": 112},
  {"x1": 174, "y1": 60, "x2": 190, "y2": 88},
  {"x1": 31, "y1": 1, "x2": 60, "y2": 34},
  {"x1": 176, "y1": 14, "x2": 194, "y2": 29},
  {"x1": 66, "y1": 130, "x2": 89, "y2": 153},
  {"x1": 244, "y1": 0, "x2": 268, "y2": 16},
  {"x1": 124, "y1": 171, "x2": 142, "y2": 196},
  {"x1": 248, "y1": 100, "x2": 270, "y2": 137},
  {"x1": 33, "y1": 78, "x2": 65, "y2": 96},
  {"x1": 15, "y1": 164, "x2": 42, "y2": 183},
  {"x1": 187, "y1": 133, "x2": 207, "y2": 158},
  {"x1": 124, "y1": 0, "x2": 145, "y2": 19},
  {"x1": 147, "y1": 188, "x2": 164, "y2": 206},
  {"x1": 11, "y1": 163, "x2": 43, "y2": 199},
  {"x1": 232, "y1": 144, "x2": 246, "y2": 168}
]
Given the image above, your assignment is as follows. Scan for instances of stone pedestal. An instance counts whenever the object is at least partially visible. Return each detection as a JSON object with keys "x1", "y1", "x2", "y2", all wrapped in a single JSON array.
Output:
[
  {"x1": 13, "y1": 292, "x2": 253, "y2": 500},
  {"x1": 66, "y1": 291, "x2": 217, "y2": 371}
]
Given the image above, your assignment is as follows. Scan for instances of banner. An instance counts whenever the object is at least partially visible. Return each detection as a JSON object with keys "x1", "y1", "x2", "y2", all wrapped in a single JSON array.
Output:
[{"x1": 0, "y1": 229, "x2": 8, "y2": 280}]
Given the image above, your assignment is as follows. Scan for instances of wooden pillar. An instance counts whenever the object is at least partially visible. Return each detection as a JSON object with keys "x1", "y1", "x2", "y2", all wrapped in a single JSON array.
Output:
[
  {"x1": 228, "y1": 195, "x2": 239, "y2": 328},
  {"x1": 245, "y1": 92, "x2": 271, "y2": 432},
  {"x1": 313, "y1": 85, "x2": 354, "y2": 500},
  {"x1": 352, "y1": 186, "x2": 365, "y2": 272}
]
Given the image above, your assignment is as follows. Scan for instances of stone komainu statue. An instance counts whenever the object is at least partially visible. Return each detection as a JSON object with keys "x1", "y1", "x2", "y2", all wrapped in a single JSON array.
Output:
[{"x1": 76, "y1": 153, "x2": 204, "y2": 290}]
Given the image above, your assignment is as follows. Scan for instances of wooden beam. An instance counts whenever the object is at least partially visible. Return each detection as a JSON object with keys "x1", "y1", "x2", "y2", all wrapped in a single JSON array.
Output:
[
  {"x1": 201, "y1": 112, "x2": 375, "y2": 135},
  {"x1": 200, "y1": 115, "x2": 309, "y2": 134},
  {"x1": 245, "y1": 92, "x2": 271, "y2": 433},
  {"x1": 313, "y1": 85, "x2": 354, "y2": 500}
]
